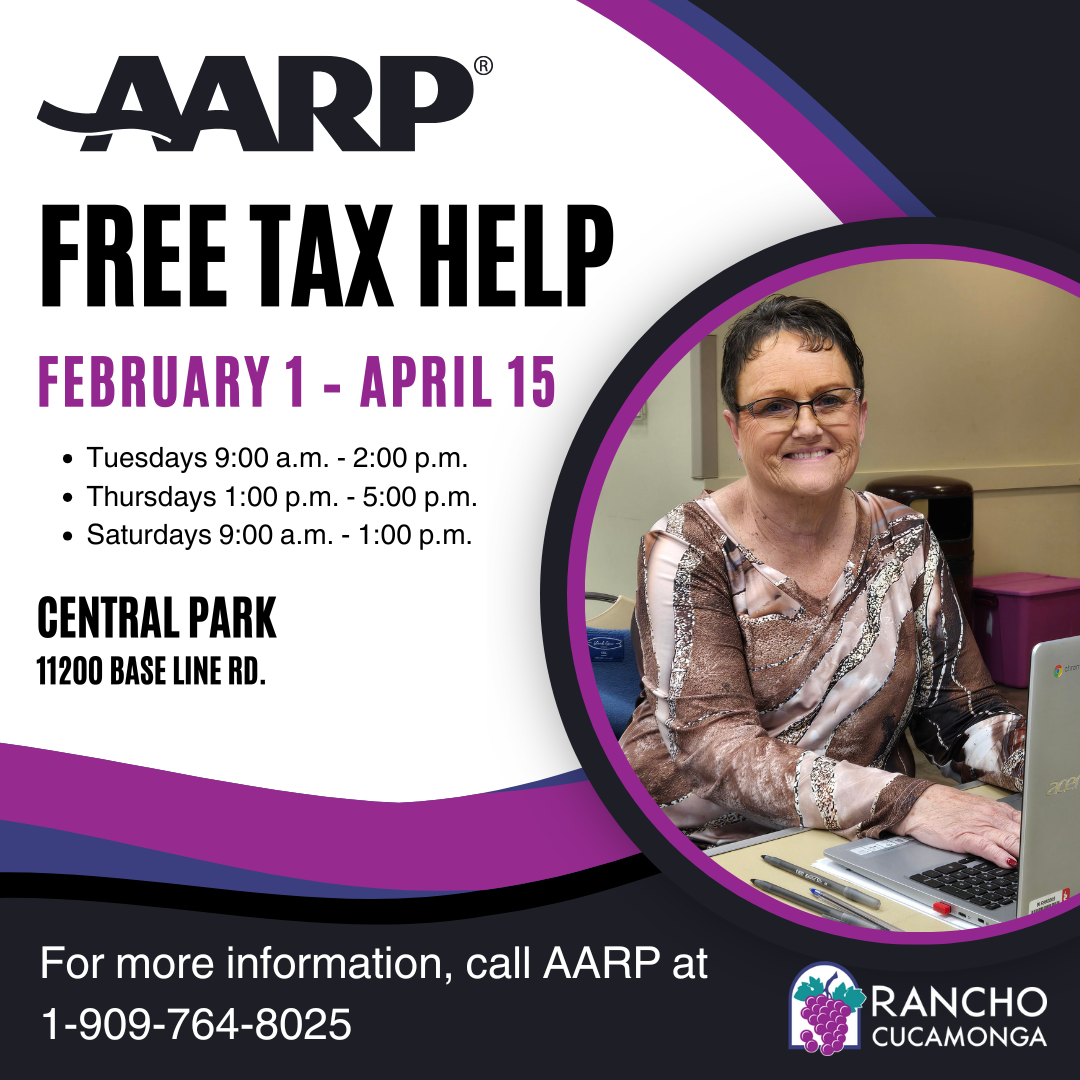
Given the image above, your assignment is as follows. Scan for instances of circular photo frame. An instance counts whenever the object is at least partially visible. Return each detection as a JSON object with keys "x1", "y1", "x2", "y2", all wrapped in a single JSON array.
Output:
[{"x1": 542, "y1": 217, "x2": 1080, "y2": 970}]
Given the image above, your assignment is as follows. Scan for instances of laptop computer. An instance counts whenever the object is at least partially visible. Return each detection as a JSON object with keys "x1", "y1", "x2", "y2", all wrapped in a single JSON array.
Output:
[{"x1": 825, "y1": 635, "x2": 1080, "y2": 927}]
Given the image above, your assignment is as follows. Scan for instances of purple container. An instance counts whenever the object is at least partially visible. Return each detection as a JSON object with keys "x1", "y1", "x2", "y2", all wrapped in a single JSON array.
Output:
[{"x1": 971, "y1": 572, "x2": 1080, "y2": 687}]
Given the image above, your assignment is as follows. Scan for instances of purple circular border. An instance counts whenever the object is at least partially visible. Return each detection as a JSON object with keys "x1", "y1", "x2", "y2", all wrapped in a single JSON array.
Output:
[{"x1": 567, "y1": 241, "x2": 1080, "y2": 943}]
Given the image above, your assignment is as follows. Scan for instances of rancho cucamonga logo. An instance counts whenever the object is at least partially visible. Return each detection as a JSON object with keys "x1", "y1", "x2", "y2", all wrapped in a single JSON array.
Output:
[{"x1": 789, "y1": 962, "x2": 864, "y2": 1055}]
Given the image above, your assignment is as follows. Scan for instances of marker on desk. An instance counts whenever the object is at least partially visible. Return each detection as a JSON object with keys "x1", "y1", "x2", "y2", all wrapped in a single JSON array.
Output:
[
  {"x1": 750, "y1": 879, "x2": 880, "y2": 929},
  {"x1": 761, "y1": 854, "x2": 882, "y2": 909},
  {"x1": 809, "y1": 888, "x2": 902, "y2": 932}
]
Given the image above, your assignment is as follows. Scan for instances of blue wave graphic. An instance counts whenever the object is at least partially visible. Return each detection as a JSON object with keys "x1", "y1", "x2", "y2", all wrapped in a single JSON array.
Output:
[
  {"x1": 496, "y1": 768, "x2": 588, "y2": 792},
  {"x1": 0, "y1": 819, "x2": 453, "y2": 899},
  {"x1": 650, "y1": 0, "x2": 933, "y2": 218},
  {"x1": 0, "y1": 770, "x2": 589, "y2": 895}
]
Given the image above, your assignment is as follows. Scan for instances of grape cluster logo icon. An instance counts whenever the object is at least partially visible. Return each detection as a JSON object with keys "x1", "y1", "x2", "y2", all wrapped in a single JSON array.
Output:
[{"x1": 789, "y1": 963, "x2": 865, "y2": 1054}]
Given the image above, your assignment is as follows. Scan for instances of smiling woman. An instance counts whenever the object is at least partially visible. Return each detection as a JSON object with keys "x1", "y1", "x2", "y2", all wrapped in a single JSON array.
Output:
[{"x1": 619, "y1": 295, "x2": 1025, "y2": 866}]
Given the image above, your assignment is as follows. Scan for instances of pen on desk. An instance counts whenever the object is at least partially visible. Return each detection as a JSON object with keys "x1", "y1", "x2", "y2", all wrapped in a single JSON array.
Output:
[
  {"x1": 809, "y1": 888, "x2": 903, "y2": 932},
  {"x1": 760, "y1": 854, "x2": 882, "y2": 909},
  {"x1": 750, "y1": 879, "x2": 880, "y2": 929}
]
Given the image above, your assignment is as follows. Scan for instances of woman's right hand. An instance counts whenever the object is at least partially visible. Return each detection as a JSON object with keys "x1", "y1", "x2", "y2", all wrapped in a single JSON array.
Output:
[{"x1": 890, "y1": 784, "x2": 1020, "y2": 868}]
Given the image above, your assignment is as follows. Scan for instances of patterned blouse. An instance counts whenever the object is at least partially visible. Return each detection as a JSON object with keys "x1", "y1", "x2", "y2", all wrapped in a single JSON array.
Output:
[{"x1": 620, "y1": 490, "x2": 1026, "y2": 846}]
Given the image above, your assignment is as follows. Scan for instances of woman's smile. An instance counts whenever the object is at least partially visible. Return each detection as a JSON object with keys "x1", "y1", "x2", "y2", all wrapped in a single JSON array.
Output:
[{"x1": 783, "y1": 447, "x2": 834, "y2": 461}]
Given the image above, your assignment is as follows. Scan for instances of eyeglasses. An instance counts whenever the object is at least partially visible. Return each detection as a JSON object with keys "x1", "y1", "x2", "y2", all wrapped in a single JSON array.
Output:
[{"x1": 736, "y1": 387, "x2": 862, "y2": 431}]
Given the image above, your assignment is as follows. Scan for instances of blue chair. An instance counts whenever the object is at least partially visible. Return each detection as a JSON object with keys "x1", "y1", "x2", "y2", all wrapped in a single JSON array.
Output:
[{"x1": 586, "y1": 623, "x2": 642, "y2": 738}]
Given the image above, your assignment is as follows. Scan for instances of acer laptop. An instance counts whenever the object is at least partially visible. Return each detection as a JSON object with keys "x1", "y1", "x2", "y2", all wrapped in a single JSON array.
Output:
[{"x1": 825, "y1": 635, "x2": 1080, "y2": 927}]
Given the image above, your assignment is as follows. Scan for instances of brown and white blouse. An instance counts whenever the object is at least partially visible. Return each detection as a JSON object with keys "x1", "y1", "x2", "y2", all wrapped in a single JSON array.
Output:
[{"x1": 620, "y1": 491, "x2": 1026, "y2": 846}]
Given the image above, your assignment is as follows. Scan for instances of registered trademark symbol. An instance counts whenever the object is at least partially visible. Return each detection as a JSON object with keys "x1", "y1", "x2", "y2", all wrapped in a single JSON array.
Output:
[{"x1": 474, "y1": 56, "x2": 493, "y2": 75}]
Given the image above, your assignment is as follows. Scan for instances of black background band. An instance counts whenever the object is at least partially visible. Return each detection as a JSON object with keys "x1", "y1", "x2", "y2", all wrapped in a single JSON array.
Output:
[
  {"x1": 692, "y1": 0, "x2": 1080, "y2": 251},
  {"x1": 7, "y1": 10, "x2": 1080, "y2": 1070}
]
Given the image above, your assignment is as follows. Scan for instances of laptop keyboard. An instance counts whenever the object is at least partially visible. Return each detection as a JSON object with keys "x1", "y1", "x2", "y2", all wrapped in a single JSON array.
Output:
[{"x1": 909, "y1": 856, "x2": 1018, "y2": 910}]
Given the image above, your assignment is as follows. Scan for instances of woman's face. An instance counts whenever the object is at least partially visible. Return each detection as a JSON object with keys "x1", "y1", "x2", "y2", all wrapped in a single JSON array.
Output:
[{"x1": 723, "y1": 330, "x2": 868, "y2": 501}]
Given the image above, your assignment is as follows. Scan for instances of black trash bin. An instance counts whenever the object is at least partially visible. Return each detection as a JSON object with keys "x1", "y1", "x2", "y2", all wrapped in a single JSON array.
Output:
[{"x1": 865, "y1": 475, "x2": 975, "y2": 625}]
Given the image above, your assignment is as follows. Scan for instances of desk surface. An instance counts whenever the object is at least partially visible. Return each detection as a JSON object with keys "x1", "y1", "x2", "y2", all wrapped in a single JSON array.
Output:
[{"x1": 710, "y1": 783, "x2": 1005, "y2": 932}]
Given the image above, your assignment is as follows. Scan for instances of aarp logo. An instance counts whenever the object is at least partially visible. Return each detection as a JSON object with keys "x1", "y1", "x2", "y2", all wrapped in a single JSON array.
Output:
[{"x1": 37, "y1": 55, "x2": 474, "y2": 151}]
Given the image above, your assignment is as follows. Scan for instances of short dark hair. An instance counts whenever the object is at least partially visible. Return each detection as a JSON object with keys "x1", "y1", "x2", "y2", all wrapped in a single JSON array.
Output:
[{"x1": 720, "y1": 294, "x2": 865, "y2": 415}]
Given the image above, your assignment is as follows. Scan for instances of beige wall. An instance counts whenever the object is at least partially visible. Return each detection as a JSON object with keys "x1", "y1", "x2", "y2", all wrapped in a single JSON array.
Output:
[{"x1": 587, "y1": 259, "x2": 1080, "y2": 601}]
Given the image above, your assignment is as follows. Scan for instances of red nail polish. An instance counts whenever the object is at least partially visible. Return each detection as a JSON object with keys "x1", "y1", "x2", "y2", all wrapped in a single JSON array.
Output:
[{"x1": 1007, "y1": 858, "x2": 1017, "y2": 867}]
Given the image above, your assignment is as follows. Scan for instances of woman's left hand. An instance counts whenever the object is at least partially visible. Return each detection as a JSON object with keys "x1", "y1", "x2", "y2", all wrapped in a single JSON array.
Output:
[{"x1": 890, "y1": 784, "x2": 1020, "y2": 868}]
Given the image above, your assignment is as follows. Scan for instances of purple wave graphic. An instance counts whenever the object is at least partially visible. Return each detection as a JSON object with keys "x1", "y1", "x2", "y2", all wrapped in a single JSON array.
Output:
[
  {"x1": 579, "y1": 0, "x2": 906, "y2": 223},
  {"x1": 647, "y1": 0, "x2": 932, "y2": 218},
  {"x1": 0, "y1": 819, "x2": 454, "y2": 898},
  {"x1": 0, "y1": 744, "x2": 637, "y2": 892}
]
